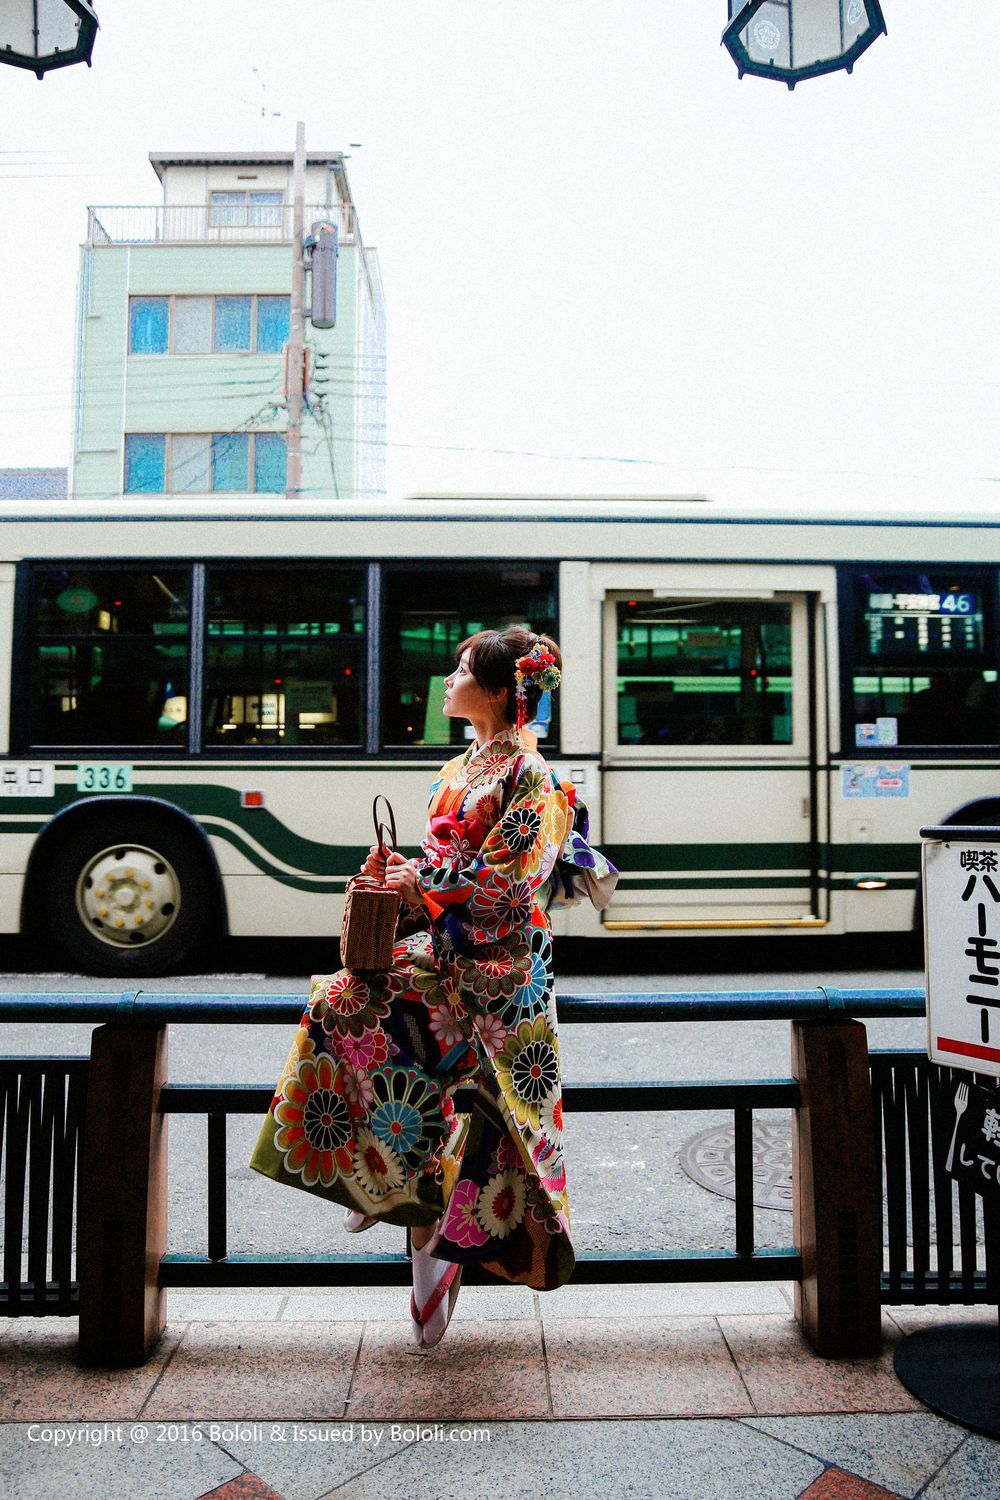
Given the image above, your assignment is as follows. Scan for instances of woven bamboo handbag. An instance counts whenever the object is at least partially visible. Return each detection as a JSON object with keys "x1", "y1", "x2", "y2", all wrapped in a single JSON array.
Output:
[{"x1": 340, "y1": 795, "x2": 400, "y2": 970}]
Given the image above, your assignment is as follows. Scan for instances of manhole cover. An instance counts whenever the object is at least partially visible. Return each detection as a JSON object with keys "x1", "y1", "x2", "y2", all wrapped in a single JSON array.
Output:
[{"x1": 678, "y1": 1119, "x2": 792, "y2": 1212}]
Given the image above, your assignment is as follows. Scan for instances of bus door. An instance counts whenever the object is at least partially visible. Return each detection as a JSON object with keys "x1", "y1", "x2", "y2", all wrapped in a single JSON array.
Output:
[{"x1": 600, "y1": 584, "x2": 824, "y2": 930}]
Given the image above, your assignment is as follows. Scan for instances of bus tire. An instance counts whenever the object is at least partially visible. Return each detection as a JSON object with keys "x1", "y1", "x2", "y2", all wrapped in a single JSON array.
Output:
[{"x1": 41, "y1": 810, "x2": 217, "y2": 977}]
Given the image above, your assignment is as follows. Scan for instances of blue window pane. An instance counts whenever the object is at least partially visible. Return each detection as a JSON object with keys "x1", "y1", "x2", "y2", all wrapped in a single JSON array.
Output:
[
  {"x1": 256, "y1": 296, "x2": 290, "y2": 353},
  {"x1": 211, "y1": 433, "x2": 249, "y2": 491},
  {"x1": 129, "y1": 298, "x2": 168, "y2": 355},
  {"x1": 254, "y1": 433, "x2": 287, "y2": 493},
  {"x1": 124, "y1": 435, "x2": 166, "y2": 492},
  {"x1": 214, "y1": 296, "x2": 252, "y2": 353}
]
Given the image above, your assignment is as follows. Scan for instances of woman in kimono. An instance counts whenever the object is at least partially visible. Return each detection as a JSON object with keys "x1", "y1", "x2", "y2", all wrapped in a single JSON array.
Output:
[{"x1": 250, "y1": 628, "x2": 617, "y2": 1348}]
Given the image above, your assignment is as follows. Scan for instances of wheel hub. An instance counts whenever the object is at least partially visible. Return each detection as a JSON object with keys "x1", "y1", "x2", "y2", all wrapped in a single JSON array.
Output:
[{"x1": 75, "y1": 843, "x2": 181, "y2": 948}]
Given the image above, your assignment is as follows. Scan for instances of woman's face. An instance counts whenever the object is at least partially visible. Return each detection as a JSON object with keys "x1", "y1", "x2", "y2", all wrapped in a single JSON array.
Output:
[{"x1": 443, "y1": 648, "x2": 507, "y2": 724}]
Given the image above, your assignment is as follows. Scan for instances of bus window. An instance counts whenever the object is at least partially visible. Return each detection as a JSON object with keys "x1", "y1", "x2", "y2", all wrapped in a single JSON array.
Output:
[
  {"x1": 382, "y1": 567, "x2": 558, "y2": 747},
  {"x1": 203, "y1": 568, "x2": 365, "y2": 746},
  {"x1": 616, "y1": 599, "x2": 793, "y2": 746},
  {"x1": 29, "y1": 568, "x2": 189, "y2": 746},
  {"x1": 848, "y1": 571, "x2": 999, "y2": 747}
]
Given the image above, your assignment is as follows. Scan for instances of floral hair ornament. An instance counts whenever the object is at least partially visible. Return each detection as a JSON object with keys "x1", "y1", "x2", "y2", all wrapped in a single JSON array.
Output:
[{"x1": 514, "y1": 640, "x2": 561, "y2": 730}]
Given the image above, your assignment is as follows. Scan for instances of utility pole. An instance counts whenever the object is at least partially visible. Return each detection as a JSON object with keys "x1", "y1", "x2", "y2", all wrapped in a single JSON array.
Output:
[{"x1": 285, "y1": 120, "x2": 306, "y2": 497}]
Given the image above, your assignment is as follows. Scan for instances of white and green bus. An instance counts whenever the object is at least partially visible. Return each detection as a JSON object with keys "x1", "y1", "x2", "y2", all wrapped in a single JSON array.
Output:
[{"x1": 1, "y1": 496, "x2": 997, "y2": 974}]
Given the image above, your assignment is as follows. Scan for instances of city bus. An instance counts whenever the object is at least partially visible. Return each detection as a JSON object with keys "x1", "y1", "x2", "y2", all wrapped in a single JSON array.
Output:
[{"x1": 1, "y1": 495, "x2": 998, "y2": 974}]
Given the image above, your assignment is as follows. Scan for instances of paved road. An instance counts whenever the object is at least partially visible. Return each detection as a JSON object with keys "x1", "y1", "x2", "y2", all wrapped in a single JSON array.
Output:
[{"x1": 0, "y1": 934, "x2": 925, "y2": 1258}]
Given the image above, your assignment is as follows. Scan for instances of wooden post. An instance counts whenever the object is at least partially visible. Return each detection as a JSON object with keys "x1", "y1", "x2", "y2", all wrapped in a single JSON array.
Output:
[
  {"x1": 78, "y1": 1023, "x2": 167, "y2": 1367},
  {"x1": 791, "y1": 1018, "x2": 882, "y2": 1357}
]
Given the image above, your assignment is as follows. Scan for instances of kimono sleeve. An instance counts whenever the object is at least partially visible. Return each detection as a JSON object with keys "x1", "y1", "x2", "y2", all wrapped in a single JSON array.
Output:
[
  {"x1": 415, "y1": 755, "x2": 570, "y2": 949},
  {"x1": 547, "y1": 789, "x2": 620, "y2": 911}
]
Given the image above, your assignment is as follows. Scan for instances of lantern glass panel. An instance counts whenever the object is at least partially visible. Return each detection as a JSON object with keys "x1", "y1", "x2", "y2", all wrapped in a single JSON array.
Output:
[
  {"x1": 2, "y1": 0, "x2": 81, "y2": 56},
  {"x1": 725, "y1": 1, "x2": 885, "y2": 84}
]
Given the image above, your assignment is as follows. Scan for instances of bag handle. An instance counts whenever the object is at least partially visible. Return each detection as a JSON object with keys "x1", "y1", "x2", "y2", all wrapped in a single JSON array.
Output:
[{"x1": 372, "y1": 795, "x2": 397, "y2": 859}]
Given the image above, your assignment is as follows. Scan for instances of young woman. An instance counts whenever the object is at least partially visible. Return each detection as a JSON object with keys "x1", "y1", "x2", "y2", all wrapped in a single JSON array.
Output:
[{"x1": 250, "y1": 628, "x2": 617, "y2": 1349}]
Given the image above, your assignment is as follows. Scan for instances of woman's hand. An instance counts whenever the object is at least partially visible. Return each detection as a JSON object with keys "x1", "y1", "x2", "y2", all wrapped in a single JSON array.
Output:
[
  {"x1": 383, "y1": 851, "x2": 423, "y2": 905},
  {"x1": 360, "y1": 844, "x2": 387, "y2": 880}
]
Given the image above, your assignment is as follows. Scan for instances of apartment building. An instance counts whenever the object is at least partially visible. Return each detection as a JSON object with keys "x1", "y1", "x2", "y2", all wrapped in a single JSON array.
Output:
[{"x1": 71, "y1": 151, "x2": 386, "y2": 499}]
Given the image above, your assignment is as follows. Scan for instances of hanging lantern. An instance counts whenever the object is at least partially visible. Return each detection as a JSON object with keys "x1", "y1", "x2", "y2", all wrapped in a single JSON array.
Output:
[
  {"x1": 0, "y1": 1, "x2": 99, "y2": 80},
  {"x1": 723, "y1": 0, "x2": 887, "y2": 89}
]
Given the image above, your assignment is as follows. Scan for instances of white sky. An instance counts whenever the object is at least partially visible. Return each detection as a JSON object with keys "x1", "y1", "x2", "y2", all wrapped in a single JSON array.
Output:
[{"x1": 0, "y1": 0, "x2": 997, "y2": 509}]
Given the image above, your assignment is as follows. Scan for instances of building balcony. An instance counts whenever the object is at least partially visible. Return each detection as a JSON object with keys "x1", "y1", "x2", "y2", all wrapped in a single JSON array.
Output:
[{"x1": 86, "y1": 202, "x2": 357, "y2": 247}]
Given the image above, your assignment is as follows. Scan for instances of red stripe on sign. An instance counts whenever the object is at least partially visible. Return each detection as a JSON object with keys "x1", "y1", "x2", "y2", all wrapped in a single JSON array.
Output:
[{"x1": 937, "y1": 1036, "x2": 1000, "y2": 1065}]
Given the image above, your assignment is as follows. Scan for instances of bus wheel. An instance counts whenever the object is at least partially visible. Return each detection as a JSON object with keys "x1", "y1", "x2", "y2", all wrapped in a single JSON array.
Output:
[{"x1": 43, "y1": 814, "x2": 216, "y2": 976}]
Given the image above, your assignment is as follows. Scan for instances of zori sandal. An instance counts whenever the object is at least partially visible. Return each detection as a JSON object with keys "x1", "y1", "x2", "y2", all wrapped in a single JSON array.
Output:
[{"x1": 409, "y1": 1241, "x2": 462, "y2": 1350}]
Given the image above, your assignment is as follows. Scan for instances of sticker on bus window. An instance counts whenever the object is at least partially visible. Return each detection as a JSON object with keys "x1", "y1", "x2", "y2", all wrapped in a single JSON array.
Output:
[
  {"x1": 77, "y1": 763, "x2": 133, "y2": 794},
  {"x1": 841, "y1": 763, "x2": 910, "y2": 799},
  {"x1": 0, "y1": 763, "x2": 54, "y2": 797},
  {"x1": 855, "y1": 718, "x2": 898, "y2": 749}
]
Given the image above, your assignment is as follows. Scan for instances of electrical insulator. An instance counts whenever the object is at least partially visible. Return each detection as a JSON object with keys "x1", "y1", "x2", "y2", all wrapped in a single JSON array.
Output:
[{"x1": 309, "y1": 220, "x2": 338, "y2": 329}]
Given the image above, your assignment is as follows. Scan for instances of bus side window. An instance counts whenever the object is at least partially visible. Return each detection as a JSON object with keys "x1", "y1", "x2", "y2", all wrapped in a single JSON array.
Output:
[
  {"x1": 848, "y1": 572, "x2": 999, "y2": 748},
  {"x1": 29, "y1": 568, "x2": 190, "y2": 747},
  {"x1": 382, "y1": 566, "x2": 559, "y2": 748},
  {"x1": 615, "y1": 599, "x2": 793, "y2": 746},
  {"x1": 203, "y1": 567, "x2": 365, "y2": 747}
]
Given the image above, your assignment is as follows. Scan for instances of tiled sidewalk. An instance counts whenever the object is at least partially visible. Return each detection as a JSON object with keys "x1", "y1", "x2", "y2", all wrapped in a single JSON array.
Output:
[{"x1": 0, "y1": 1286, "x2": 996, "y2": 1499}]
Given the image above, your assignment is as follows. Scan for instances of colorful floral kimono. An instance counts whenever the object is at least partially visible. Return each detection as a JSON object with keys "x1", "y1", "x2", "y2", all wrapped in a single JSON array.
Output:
[{"x1": 250, "y1": 728, "x2": 618, "y2": 1291}]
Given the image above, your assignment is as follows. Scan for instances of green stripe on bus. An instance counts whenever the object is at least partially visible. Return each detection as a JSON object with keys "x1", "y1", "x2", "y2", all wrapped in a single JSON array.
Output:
[
  {"x1": 603, "y1": 843, "x2": 921, "y2": 874},
  {"x1": 2, "y1": 785, "x2": 365, "y2": 876},
  {"x1": 0, "y1": 789, "x2": 924, "y2": 888},
  {"x1": 616, "y1": 875, "x2": 917, "y2": 891}
]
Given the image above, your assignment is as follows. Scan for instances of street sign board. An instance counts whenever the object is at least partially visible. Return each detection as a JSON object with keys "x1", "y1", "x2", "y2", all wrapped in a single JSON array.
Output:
[{"x1": 922, "y1": 825, "x2": 1000, "y2": 1079}]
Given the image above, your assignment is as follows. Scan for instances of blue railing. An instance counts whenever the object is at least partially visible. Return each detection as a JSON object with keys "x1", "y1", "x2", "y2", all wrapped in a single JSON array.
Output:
[
  {"x1": 2, "y1": 985, "x2": 996, "y2": 1364},
  {"x1": 0, "y1": 986, "x2": 927, "y2": 1025}
]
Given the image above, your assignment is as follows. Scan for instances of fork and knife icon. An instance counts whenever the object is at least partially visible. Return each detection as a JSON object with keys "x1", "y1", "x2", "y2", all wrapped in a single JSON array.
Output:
[{"x1": 944, "y1": 1081, "x2": 970, "y2": 1174}]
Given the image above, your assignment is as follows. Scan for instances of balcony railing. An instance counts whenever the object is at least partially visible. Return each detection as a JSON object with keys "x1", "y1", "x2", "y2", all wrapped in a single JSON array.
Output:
[{"x1": 86, "y1": 203, "x2": 357, "y2": 247}]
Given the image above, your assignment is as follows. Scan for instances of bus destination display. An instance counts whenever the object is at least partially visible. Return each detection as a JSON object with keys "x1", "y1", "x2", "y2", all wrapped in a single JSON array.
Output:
[{"x1": 865, "y1": 589, "x2": 984, "y2": 659}]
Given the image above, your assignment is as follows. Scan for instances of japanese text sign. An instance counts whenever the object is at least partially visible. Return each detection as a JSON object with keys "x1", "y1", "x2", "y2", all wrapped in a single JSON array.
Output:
[
  {"x1": 0, "y1": 763, "x2": 54, "y2": 797},
  {"x1": 922, "y1": 828, "x2": 1000, "y2": 1079},
  {"x1": 942, "y1": 1076, "x2": 1000, "y2": 1203}
]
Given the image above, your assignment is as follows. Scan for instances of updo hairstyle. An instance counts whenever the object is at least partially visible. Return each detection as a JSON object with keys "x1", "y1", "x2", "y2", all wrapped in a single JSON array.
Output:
[{"x1": 455, "y1": 627, "x2": 562, "y2": 726}]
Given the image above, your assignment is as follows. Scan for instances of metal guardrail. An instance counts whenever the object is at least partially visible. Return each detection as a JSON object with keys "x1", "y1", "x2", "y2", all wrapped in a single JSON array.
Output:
[
  {"x1": 0, "y1": 1058, "x2": 86, "y2": 1316},
  {"x1": 0, "y1": 987, "x2": 929, "y2": 1025},
  {"x1": 4, "y1": 986, "x2": 996, "y2": 1364},
  {"x1": 871, "y1": 1049, "x2": 1000, "y2": 1305}
]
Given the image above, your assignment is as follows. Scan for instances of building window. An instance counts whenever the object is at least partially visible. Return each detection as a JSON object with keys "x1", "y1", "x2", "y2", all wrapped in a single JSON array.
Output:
[
  {"x1": 128, "y1": 295, "x2": 291, "y2": 355},
  {"x1": 211, "y1": 433, "x2": 249, "y2": 491},
  {"x1": 28, "y1": 566, "x2": 190, "y2": 747},
  {"x1": 214, "y1": 296, "x2": 252, "y2": 353},
  {"x1": 169, "y1": 434, "x2": 211, "y2": 493},
  {"x1": 253, "y1": 432, "x2": 287, "y2": 493},
  {"x1": 209, "y1": 190, "x2": 283, "y2": 227},
  {"x1": 129, "y1": 298, "x2": 169, "y2": 355},
  {"x1": 173, "y1": 296, "x2": 213, "y2": 354},
  {"x1": 124, "y1": 434, "x2": 166, "y2": 492},
  {"x1": 124, "y1": 433, "x2": 287, "y2": 494},
  {"x1": 257, "y1": 296, "x2": 291, "y2": 353},
  {"x1": 203, "y1": 568, "x2": 365, "y2": 746}
]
